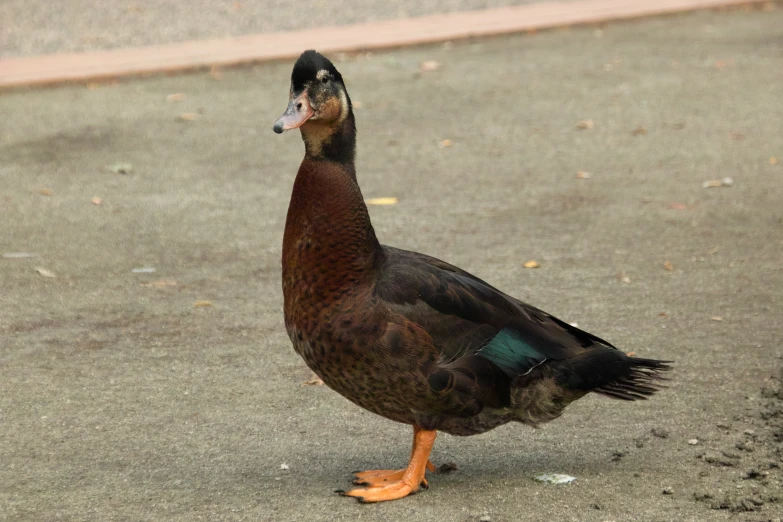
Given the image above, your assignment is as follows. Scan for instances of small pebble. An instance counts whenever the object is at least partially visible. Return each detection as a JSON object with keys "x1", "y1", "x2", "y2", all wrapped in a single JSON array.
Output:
[
  {"x1": 662, "y1": 487, "x2": 674, "y2": 495},
  {"x1": 651, "y1": 428, "x2": 670, "y2": 439},
  {"x1": 688, "y1": 439, "x2": 699, "y2": 445},
  {"x1": 480, "y1": 516, "x2": 491, "y2": 522},
  {"x1": 742, "y1": 469, "x2": 761, "y2": 480},
  {"x1": 743, "y1": 429, "x2": 755, "y2": 436},
  {"x1": 437, "y1": 462, "x2": 458, "y2": 474},
  {"x1": 704, "y1": 452, "x2": 737, "y2": 467}
]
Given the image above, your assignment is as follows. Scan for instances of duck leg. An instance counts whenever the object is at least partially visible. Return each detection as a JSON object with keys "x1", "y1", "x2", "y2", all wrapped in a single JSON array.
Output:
[
  {"x1": 352, "y1": 426, "x2": 436, "y2": 487},
  {"x1": 340, "y1": 427, "x2": 437, "y2": 502}
]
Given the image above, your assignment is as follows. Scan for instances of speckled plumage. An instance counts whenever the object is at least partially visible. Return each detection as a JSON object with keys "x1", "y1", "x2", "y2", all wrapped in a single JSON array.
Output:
[{"x1": 275, "y1": 50, "x2": 671, "y2": 500}]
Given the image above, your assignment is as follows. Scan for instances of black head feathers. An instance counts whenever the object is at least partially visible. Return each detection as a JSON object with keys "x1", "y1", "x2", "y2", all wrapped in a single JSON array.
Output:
[{"x1": 291, "y1": 50, "x2": 344, "y2": 93}]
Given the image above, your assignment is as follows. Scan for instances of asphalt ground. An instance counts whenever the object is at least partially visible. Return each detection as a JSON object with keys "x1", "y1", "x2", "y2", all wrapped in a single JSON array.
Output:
[
  {"x1": 1, "y1": 7, "x2": 782, "y2": 521},
  {"x1": 0, "y1": 0, "x2": 567, "y2": 57}
]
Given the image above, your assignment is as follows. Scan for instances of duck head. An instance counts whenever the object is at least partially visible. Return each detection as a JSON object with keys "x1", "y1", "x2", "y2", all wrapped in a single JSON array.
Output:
[{"x1": 273, "y1": 50, "x2": 356, "y2": 163}]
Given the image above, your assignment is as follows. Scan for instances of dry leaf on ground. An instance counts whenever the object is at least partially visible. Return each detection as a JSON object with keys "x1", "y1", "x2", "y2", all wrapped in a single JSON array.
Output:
[
  {"x1": 109, "y1": 163, "x2": 133, "y2": 174},
  {"x1": 576, "y1": 171, "x2": 591, "y2": 179},
  {"x1": 663, "y1": 260, "x2": 674, "y2": 271},
  {"x1": 576, "y1": 120, "x2": 594, "y2": 130},
  {"x1": 193, "y1": 300, "x2": 213, "y2": 308},
  {"x1": 302, "y1": 375, "x2": 325, "y2": 386},
  {"x1": 667, "y1": 202, "x2": 689, "y2": 210},
  {"x1": 523, "y1": 260, "x2": 540, "y2": 269},
  {"x1": 91, "y1": 197, "x2": 103, "y2": 206},
  {"x1": 631, "y1": 126, "x2": 647, "y2": 136},
  {"x1": 140, "y1": 279, "x2": 177, "y2": 288},
  {"x1": 535, "y1": 473, "x2": 576, "y2": 484},
  {"x1": 38, "y1": 188, "x2": 54, "y2": 196},
  {"x1": 166, "y1": 93, "x2": 186, "y2": 102},
  {"x1": 131, "y1": 267, "x2": 156, "y2": 273},
  {"x1": 711, "y1": 316, "x2": 724, "y2": 322},
  {"x1": 728, "y1": 132, "x2": 744, "y2": 141},
  {"x1": 3, "y1": 252, "x2": 37, "y2": 259},
  {"x1": 366, "y1": 197, "x2": 398, "y2": 206},
  {"x1": 419, "y1": 60, "x2": 440, "y2": 72},
  {"x1": 770, "y1": 156, "x2": 780, "y2": 166},
  {"x1": 702, "y1": 177, "x2": 733, "y2": 188},
  {"x1": 178, "y1": 113, "x2": 200, "y2": 121},
  {"x1": 35, "y1": 267, "x2": 56, "y2": 278},
  {"x1": 438, "y1": 139, "x2": 453, "y2": 148},
  {"x1": 617, "y1": 272, "x2": 631, "y2": 284}
]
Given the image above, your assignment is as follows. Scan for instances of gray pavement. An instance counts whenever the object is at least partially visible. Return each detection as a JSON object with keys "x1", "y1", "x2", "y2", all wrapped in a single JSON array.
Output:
[
  {"x1": 2, "y1": 7, "x2": 783, "y2": 522},
  {"x1": 0, "y1": 0, "x2": 567, "y2": 58}
]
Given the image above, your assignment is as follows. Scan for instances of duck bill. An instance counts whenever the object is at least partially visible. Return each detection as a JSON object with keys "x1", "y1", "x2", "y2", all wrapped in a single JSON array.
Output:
[{"x1": 273, "y1": 92, "x2": 314, "y2": 134}]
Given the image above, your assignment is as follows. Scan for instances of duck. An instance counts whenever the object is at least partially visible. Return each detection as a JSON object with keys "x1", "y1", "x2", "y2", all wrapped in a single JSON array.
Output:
[{"x1": 272, "y1": 50, "x2": 671, "y2": 503}]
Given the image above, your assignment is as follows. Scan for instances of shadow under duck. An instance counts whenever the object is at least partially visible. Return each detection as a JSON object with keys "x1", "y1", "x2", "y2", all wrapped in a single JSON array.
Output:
[{"x1": 273, "y1": 50, "x2": 671, "y2": 503}]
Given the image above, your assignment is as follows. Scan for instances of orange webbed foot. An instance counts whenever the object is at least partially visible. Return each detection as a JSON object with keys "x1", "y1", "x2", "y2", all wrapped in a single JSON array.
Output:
[
  {"x1": 340, "y1": 480, "x2": 420, "y2": 503},
  {"x1": 338, "y1": 428, "x2": 437, "y2": 503},
  {"x1": 352, "y1": 460, "x2": 436, "y2": 487}
]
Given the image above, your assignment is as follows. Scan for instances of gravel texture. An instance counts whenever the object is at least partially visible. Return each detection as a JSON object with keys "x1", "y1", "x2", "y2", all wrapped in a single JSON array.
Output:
[{"x1": 1, "y1": 7, "x2": 782, "y2": 521}]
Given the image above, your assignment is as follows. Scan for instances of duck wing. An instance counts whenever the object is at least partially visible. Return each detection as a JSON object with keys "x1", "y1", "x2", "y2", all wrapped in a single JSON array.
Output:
[
  {"x1": 377, "y1": 246, "x2": 608, "y2": 364},
  {"x1": 375, "y1": 246, "x2": 668, "y2": 414}
]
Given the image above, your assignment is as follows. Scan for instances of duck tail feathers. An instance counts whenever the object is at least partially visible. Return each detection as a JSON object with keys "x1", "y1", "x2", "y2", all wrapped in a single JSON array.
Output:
[{"x1": 555, "y1": 348, "x2": 672, "y2": 401}]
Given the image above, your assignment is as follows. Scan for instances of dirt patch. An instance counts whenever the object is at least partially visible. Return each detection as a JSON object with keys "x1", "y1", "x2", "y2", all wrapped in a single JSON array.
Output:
[{"x1": 692, "y1": 363, "x2": 783, "y2": 514}]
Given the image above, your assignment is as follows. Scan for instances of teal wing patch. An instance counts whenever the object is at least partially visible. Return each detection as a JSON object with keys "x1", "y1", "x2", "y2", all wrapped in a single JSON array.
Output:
[{"x1": 477, "y1": 328, "x2": 547, "y2": 376}]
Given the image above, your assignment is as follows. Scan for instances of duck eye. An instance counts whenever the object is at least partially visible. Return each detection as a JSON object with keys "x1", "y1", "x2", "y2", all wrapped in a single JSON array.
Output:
[{"x1": 321, "y1": 76, "x2": 329, "y2": 84}]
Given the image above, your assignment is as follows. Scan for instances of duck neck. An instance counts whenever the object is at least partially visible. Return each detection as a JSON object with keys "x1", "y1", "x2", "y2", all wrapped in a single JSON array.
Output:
[
  {"x1": 282, "y1": 127, "x2": 382, "y2": 294},
  {"x1": 300, "y1": 111, "x2": 357, "y2": 166}
]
